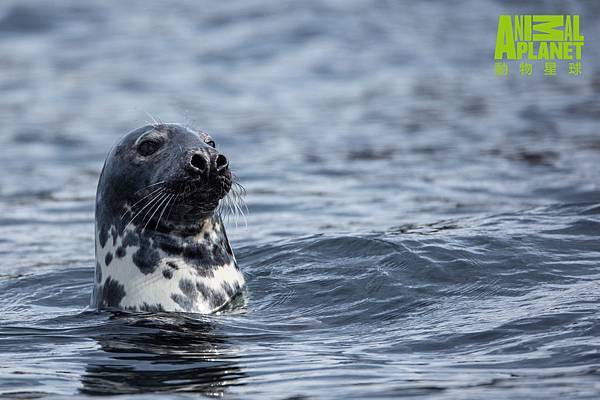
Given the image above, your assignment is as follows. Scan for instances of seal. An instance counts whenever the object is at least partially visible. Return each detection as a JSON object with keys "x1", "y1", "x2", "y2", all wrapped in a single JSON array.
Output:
[{"x1": 91, "y1": 123, "x2": 245, "y2": 313}]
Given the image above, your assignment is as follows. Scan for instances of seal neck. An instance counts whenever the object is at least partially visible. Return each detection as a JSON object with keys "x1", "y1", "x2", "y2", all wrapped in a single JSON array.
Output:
[{"x1": 151, "y1": 214, "x2": 221, "y2": 238}]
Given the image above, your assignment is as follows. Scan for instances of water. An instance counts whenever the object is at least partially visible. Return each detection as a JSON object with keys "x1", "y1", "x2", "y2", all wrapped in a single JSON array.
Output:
[{"x1": 1, "y1": 0, "x2": 600, "y2": 398}]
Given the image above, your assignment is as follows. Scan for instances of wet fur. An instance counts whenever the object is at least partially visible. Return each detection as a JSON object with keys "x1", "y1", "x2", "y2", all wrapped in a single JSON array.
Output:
[{"x1": 92, "y1": 123, "x2": 245, "y2": 313}]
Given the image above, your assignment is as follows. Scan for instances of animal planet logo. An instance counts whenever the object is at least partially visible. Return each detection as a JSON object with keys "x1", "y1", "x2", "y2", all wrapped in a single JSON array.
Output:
[{"x1": 494, "y1": 15, "x2": 584, "y2": 77}]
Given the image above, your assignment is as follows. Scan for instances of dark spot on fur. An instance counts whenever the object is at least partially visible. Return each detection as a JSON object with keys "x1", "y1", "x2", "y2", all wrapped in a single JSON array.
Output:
[
  {"x1": 212, "y1": 244, "x2": 228, "y2": 266},
  {"x1": 162, "y1": 269, "x2": 173, "y2": 279},
  {"x1": 158, "y1": 236, "x2": 182, "y2": 255},
  {"x1": 166, "y1": 261, "x2": 179, "y2": 270},
  {"x1": 122, "y1": 231, "x2": 139, "y2": 247},
  {"x1": 171, "y1": 279, "x2": 201, "y2": 311},
  {"x1": 105, "y1": 252, "x2": 113, "y2": 266},
  {"x1": 195, "y1": 281, "x2": 214, "y2": 301},
  {"x1": 194, "y1": 265, "x2": 215, "y2": 278},
  {"x1": 95, "y1": 262, "x2": 102, "y2": 283},
  {"x1": 203, "y1": 232, "x2": 210, "y2": 240},
  {"x1": 116, "y1": 246, "x2": 126, "y2": 258},
  {"x1": 171, "y1": 293, "x2": 192, "y2": 311},
  {"x1": 179, "y1": 278, "x2": 197, "y2": 298},
  {"x1": 182, "y1": 244, "x2": 219, "y2": 278},
  {"x1": 110, "y1": 226, "x2": 118, "y2": 246},
  {"x1": 99, "y1": 225, "x2": 108, "y2": 248},
  {"x1": 132, "y1": 237, "x2": 160, "y2": 274},
  {"x1": 196, "y1": 281, "x2": 228, "y2": 309},
  {"x1": 98, "y1": 277, "x2": 126, "y2": 308},
  {"x1": 182, "y1": 242, "x2": 211, "y2": 260},
  {"x1": 133, "y1": 247, "x2": 160, "y2": 274},
  {"x1": 210, "y1": 290, "x2": 226, "y2": 309},
  {"x1": 222, "y1": 281, "x2": 241, "y2": 297}
]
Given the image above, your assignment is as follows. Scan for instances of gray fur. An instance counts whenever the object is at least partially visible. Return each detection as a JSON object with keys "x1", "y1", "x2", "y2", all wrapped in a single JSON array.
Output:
[{"x1": 92, "y1": 123, "x2": 245, "y2": 313}]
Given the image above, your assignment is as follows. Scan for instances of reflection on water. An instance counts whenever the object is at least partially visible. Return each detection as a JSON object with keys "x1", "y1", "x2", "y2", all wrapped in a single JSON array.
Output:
[{"x1": 81, "y1": 313, "x2": 245, "y2": 396}]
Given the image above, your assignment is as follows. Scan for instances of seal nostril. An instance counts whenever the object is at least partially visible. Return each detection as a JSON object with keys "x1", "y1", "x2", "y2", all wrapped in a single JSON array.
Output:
[
  {"x1": 216, "y1": 154, "x2": 228, "y2": 173},
  {"x1": 190, "y1": 154, "x2": 207, "y2": 172}
]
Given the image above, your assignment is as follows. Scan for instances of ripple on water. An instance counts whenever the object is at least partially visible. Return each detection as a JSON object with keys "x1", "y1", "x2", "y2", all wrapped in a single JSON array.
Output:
[{"x1": 1, "y1": 0, "x2": 600, "y2": 398}]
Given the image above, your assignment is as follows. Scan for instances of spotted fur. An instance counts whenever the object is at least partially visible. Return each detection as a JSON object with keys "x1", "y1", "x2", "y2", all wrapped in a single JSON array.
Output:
[{"x1": 91, "y1": 123, "x2": 245, "y2": 313}]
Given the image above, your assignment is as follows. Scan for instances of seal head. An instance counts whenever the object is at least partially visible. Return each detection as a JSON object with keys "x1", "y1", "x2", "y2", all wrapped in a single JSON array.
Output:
[{"x1": 92, "y1": 123, "x2": 245, "y2": 313}]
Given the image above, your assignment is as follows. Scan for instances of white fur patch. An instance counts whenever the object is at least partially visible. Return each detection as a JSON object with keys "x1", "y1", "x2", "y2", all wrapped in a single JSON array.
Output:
[{"x1": 93, "y1": 225, "x2": 245, "y2": 313}]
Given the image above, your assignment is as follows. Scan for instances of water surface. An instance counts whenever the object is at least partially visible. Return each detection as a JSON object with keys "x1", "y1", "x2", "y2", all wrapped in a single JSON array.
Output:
[{"x1": 1, "y1": 0, "x2": 600, "y2": 398}]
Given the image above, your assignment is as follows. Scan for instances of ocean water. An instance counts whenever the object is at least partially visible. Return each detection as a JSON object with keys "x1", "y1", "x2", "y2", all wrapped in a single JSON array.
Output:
[{"x1": 1, "y1": 0, "x2": 600, "y2": 398}]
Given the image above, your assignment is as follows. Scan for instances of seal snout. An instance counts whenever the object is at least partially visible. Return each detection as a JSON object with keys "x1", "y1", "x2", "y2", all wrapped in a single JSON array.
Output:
[
  {"x1": 189, "y1": 152, "x2": 208, "y2": 174},
  {"x1": 186, "y1": 150, "x2": 229, "y2": 177},
  {"x1": 215, "y1": 154, "x2": 229, "y2": 173}
]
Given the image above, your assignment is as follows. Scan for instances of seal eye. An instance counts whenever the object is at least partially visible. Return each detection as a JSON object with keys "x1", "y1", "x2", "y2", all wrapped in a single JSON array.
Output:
[
  {"x1": 138, "y1": 139, "x2": 161, "y2": 156},
  {"x1": 206, "y1": 140, "x2": 216, "y2": 148}
]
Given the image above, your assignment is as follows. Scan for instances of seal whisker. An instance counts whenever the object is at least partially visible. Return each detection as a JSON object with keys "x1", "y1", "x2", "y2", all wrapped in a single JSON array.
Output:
[
  {"x1": 232, "y1": 197, "x2": 247, "y2": 229},
  {"x1": 142, "y1": 110, "x2": 159, "y2": 125},
  {"x1": 218, "y1": 195, "x2": 235, "y2": 225},
  {"x1": 226, "y1": 196, "x2": 235, "y2": 220},
  {"x1": 224, "y1": 180, "x2": 248, "y2": 228},
  {"x1": 142, "y1": 193, "x2": 171, "y2": 232},
  {"x1": 219, "y1": 192, "x2": 234, "y2": 225},
  {"x1": 123, "y1": 190, "x2": 166, "y2": 231},
  {"x1": 154, "y1": 194, "x2": 174, "y2": 230},
  {"x1": 234, "y1": 182, "x2": 249, "y2": 215},
  {"x1": 121, "y1": 186, "x2": 165, "y2": 219},
  {"x1": 165, "y1": 193, "x2": 180, "y2": 222},
  {"x1": 140, "y1": 192, "x2": 169, "y2": 224},
  {"x1": 134, "y1": 180, "x2": 166, "y2": 194},
  {"x1": 124, "y1": 191, "x2": 165, "y2": 231}
]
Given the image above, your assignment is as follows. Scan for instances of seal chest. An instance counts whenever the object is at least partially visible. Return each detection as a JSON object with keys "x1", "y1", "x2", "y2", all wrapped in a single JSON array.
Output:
[{"x1": 92, "y1": 123, "x2": 245, "y2": 313}]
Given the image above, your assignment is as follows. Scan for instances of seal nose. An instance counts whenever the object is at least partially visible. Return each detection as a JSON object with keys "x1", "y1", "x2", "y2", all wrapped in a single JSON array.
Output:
[
  {"x1": 188, "y1": 152, "x2": 209, "y2": 175},
  {"x1": 187, "y1": 151, "x2": 229, "y2": 176},
  {"x1": 215, "y1": 154, "x2": 228, "y2": 175}
]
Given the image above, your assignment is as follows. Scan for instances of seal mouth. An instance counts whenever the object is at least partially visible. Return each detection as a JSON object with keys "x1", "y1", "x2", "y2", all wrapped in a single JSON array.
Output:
[
  {"x1": 164, "y1": 172, "x2": 232, "y2": 219},
  {"x1": 122, "y1": 171, "x2": 236, "y2": 234},
  {"x1": 166, "y1": 174, "x2": 231, "y2": 199}
]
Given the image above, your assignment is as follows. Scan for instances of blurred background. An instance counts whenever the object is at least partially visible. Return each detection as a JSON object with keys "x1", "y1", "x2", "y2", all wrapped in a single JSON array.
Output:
[{"x1": 1, "y1": 0, "x2": 600, "y2": 399}]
